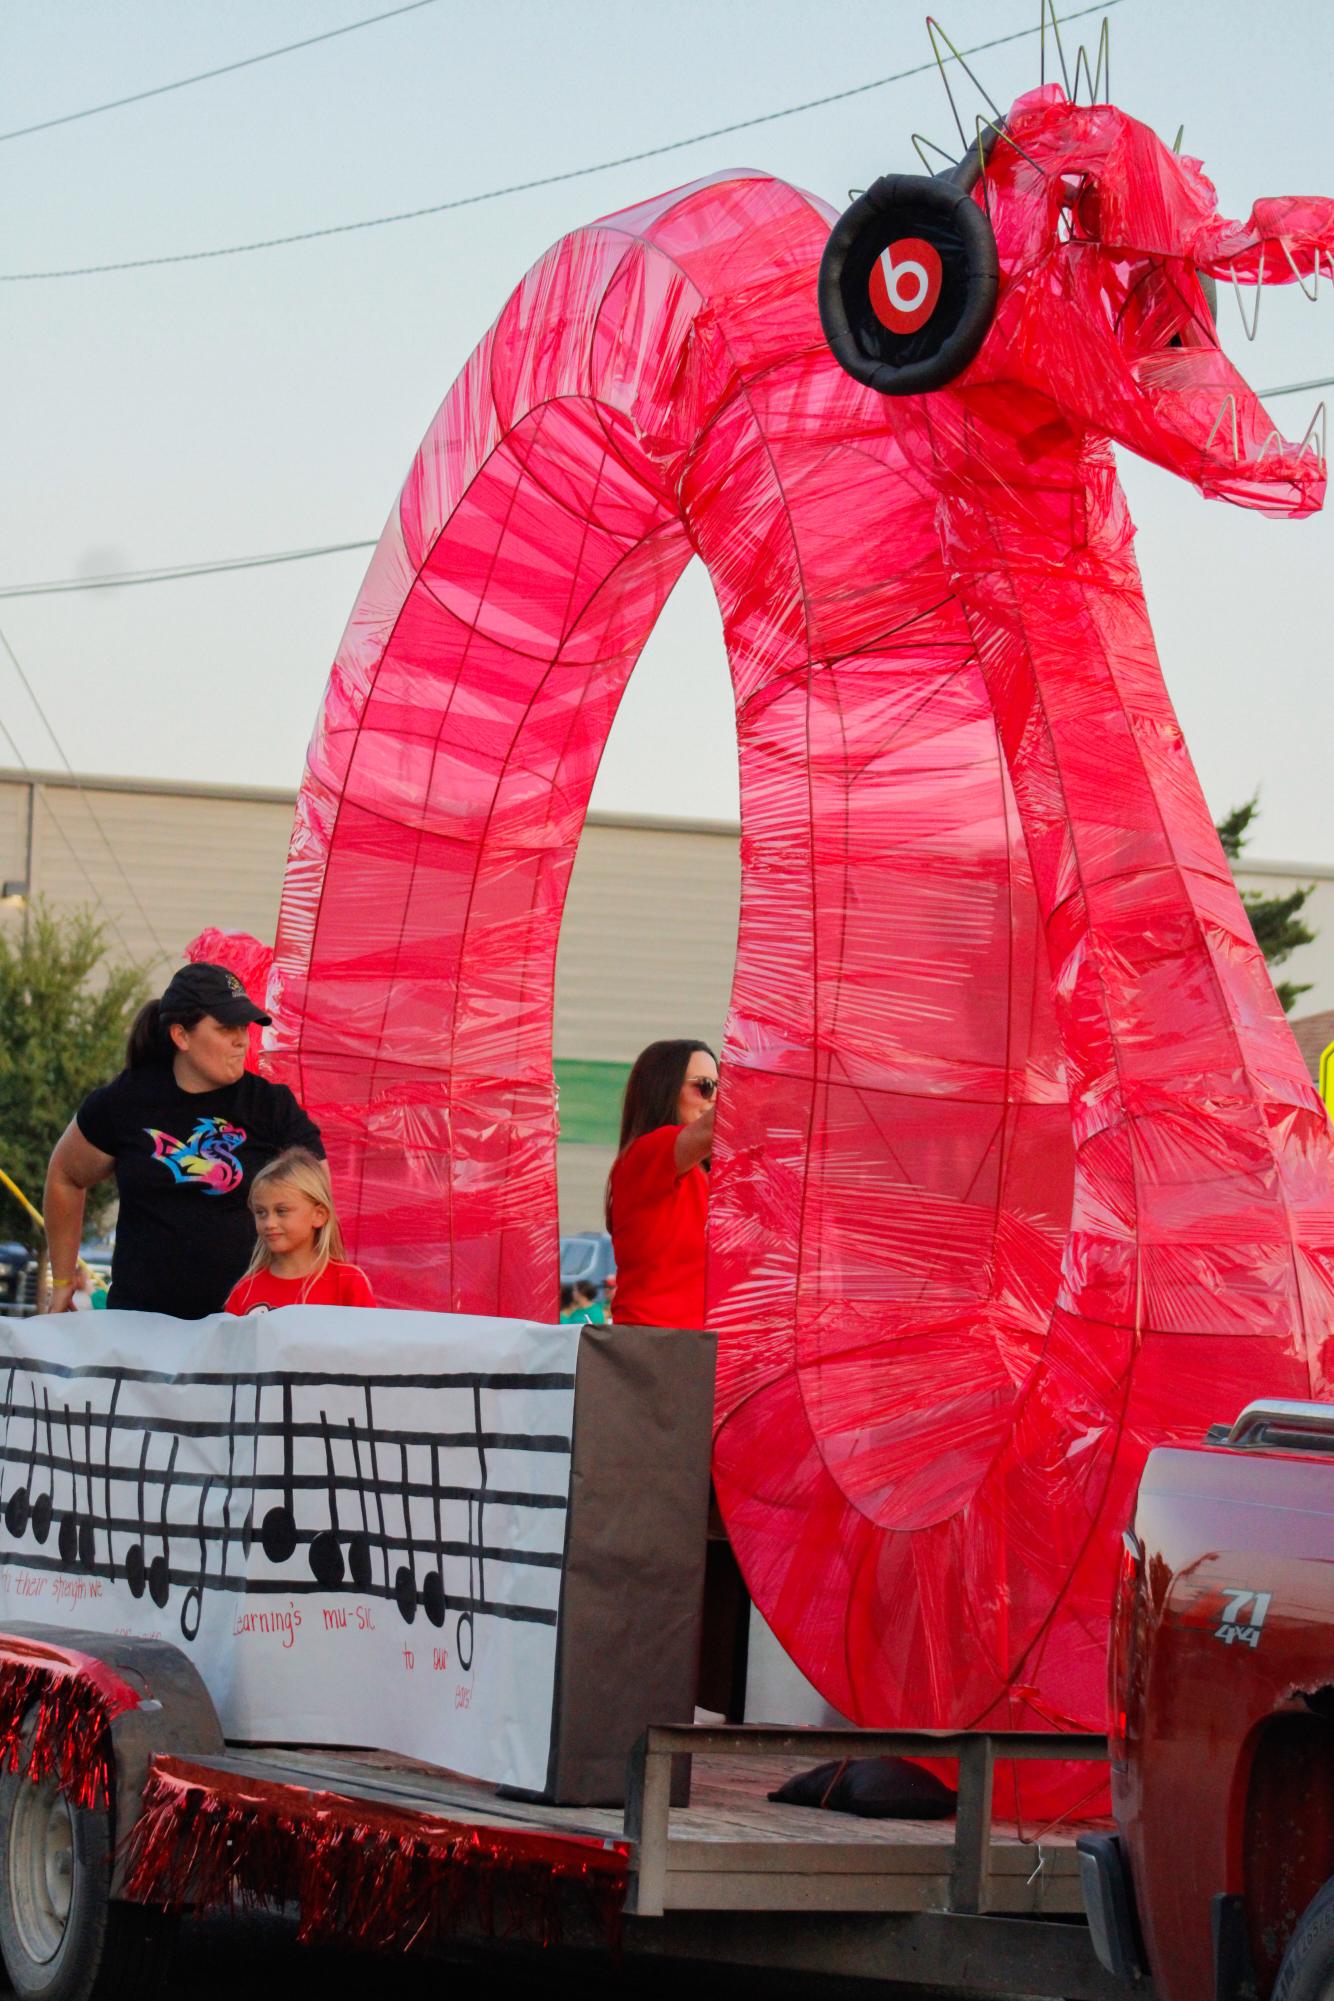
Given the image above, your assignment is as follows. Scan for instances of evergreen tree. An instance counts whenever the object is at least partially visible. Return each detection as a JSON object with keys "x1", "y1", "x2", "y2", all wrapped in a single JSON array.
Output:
[
  {"x1": 1216, "y1": 795, "x2": 1316, "y2": 1013},
  {"x1": 0, "y1": 905, "x2": 148, "y2": 1247}
]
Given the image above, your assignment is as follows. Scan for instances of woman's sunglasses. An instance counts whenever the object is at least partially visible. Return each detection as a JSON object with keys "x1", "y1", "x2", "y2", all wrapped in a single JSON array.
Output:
[{"x1": 686, "y1": 1076, "x2": 718, "y2": 1100}]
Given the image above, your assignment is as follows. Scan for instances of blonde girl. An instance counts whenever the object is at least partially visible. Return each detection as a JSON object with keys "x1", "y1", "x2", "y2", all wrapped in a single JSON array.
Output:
[{"x1": 224, "y1": 1149, "x2": 374, "y2": 1313}]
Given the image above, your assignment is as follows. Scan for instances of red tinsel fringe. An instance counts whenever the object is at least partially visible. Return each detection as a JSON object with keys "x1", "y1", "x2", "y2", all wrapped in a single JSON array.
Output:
[
  {"x1": 123, "y1": 1756, "x2": 629, "y2": 1954},
  {"x1": 0, "y1": 1642, "x2": 136, "y2": 1810}
]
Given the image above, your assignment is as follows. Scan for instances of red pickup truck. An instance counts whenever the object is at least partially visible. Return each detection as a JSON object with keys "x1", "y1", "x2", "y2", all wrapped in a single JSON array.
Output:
[{"x1": 1084, "y1": 1397, "x2": 1334, "y2": 2001}]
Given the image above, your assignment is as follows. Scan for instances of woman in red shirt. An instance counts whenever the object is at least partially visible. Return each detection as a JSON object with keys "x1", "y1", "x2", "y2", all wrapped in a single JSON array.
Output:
[
  {"x1": 606, "y1": 1040, "x2": 718, "y2": 1328},
  {"x1": 226, "y1": 1148, "x2": 374, "y2": 1313}
]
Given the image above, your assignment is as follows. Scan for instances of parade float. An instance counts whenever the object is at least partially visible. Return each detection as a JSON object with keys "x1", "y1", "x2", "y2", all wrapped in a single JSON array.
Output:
[{"x1": 1, "y1": 14, "x2": 1332, "y2": 1996}]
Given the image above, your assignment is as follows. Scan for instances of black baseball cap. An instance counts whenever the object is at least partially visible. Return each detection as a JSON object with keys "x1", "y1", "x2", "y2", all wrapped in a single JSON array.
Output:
[{"x1": 160, "y1": 962, "x2": 271, "y2": 1027}]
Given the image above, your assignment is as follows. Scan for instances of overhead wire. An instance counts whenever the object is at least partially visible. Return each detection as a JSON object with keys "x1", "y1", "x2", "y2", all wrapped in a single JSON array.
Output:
[
  {"x1": 0, "y1": 361, "x2": 1327, "y2": 603},
  {"x1": 0, "y1": 0, "x2": 445, "y2": 144},
  {"x1": 0, "y1": 0, "x2": 1127, "y2": 282},
  {"x1": 0, "y1": 542, "x2": 377, "y2": 600},
  {"x1": 0, "y1": 627, "x2": 172, "y2": 960}
]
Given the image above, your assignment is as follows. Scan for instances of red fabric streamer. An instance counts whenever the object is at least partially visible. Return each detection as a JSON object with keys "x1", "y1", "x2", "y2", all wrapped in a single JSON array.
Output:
[
  {"x1": 122, "y1": 1755, "x2": 628, "y2": 1952},
  {"x1": 0, "y1": 1637, "x2": 138, "y2": 1810}
]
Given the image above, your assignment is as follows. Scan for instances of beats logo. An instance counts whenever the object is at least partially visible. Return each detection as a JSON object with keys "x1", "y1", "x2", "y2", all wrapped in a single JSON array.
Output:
[{"x1": 869, "y1": 237, "x2": 943, "y2": 335}]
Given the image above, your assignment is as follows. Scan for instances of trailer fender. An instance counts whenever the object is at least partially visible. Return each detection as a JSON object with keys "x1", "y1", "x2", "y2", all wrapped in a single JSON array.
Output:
[{"x1": 0, "y1": 1623, "x2": 224, "y2": 1894}]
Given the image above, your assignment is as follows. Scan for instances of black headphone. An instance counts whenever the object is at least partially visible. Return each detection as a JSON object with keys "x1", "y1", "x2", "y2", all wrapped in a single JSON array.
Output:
[{"x1": 818, "y1": 128, "x2": 1002, "y2": 397}]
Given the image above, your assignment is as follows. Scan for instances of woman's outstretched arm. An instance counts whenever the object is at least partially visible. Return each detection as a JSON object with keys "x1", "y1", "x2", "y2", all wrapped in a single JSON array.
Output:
[
  {"x1": 674, "y1": 1103, "x2": 715, "y2": 1175},
  {"x1": 43, "y1": 1121, "x2": 114, "y2": 1312}
]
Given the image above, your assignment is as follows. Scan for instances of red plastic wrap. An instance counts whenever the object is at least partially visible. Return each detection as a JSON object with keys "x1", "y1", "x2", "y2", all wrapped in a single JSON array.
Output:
[
  {"x1": 269, "y1": 92, "x2": 1334, "y2": 1793},
  {"x1": 184, "y1": 929, "x2": 275, "y2": 1074}
]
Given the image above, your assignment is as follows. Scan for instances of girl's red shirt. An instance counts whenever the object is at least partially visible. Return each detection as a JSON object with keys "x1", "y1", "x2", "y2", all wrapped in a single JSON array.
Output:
[
  {"x1": 608, "y1": 1123, "x2": 708, "y2": 1329},
  {"x1": 225, "y1": 1260, "x2": 375, "y2": 1314}
]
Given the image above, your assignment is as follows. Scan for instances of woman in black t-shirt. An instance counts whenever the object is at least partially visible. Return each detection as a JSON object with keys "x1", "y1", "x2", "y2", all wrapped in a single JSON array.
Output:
[{"x1": 42, "y1": 962, "x2": 323, "y2": 1319}]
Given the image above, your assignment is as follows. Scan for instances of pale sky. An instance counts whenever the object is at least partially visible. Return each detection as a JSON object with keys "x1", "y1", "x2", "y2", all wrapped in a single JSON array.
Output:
[{"x1": 3, "y1": 0, "x2": 1332, "y2": 858}]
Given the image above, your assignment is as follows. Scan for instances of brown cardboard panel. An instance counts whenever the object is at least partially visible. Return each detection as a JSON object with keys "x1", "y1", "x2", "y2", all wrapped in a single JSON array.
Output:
[{"x1": 542, "y1": 1325, "x2": 716, "y2": 1804}]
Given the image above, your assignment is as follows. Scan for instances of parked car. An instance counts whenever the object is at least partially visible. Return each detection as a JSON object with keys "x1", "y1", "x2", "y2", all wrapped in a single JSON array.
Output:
[
  {"x1": 0, "y1": 1244, "x2": 27, "y2": 1312},
  {"x1": 559, "y1": 1230, "x2": 615, "y2": 1296},
  {"x1": 15, "y1": 1239, "x2": 114, "y2": 1314}
]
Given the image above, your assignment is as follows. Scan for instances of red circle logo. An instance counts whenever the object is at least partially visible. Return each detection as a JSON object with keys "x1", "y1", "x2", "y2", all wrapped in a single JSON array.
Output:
[{"x1": 868, "y1": 236, "x2": 943, "y2": 335}]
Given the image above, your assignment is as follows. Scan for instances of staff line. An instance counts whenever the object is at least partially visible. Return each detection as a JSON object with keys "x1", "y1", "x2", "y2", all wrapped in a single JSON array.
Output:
[
  {"x1": 0, "y1": 1452, "x2": 569, "y2": 1512},
  {"x1": 0, "y1": 1408, "x2": 571, "y2": 1455},
  {"x1": 0, "y1": 1358, "x2": 576, "y2": 1393},
  {"x1": 1, "y1": 1518, "x2": 564, "y2": 1569},
  {"x1": 2, "y1": 1551, "x2": 557, "y2": 1623}
]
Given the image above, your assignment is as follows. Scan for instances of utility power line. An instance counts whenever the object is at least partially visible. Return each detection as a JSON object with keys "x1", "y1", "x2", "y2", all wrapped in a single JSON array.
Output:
[
  {"x1": 0, "y1": 0, "x2": 444, "y2": 144},
  {"x1": 0, "y1": 0, "x2": 1126, "y2": 282},
  {"x1": 0, "y1": 543, "x2": 377, "y2": 600},
  {"x1": 1258, "y1": 375, "x2": 1334, "y2": 401},
  {"x1": 0, "y1": 366, "x2": 1326, "y2": 603}
]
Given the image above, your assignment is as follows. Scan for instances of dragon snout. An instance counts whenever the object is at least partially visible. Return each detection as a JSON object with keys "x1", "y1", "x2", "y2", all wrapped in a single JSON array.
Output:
[{"x1": 1187, "y1": 194, "x2": 1334, "y2": 507}]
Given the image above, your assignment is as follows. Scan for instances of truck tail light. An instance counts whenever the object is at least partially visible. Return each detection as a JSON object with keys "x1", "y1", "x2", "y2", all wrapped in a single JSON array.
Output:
[{"x1": 1109, "y1": 1527, "x2": 1144, "y2": 1766}]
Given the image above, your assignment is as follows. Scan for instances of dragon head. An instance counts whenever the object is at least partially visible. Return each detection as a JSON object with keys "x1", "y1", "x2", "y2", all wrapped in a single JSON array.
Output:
[{"x1": 821, "y1": 61, "x2": 1333, "y2": 517}]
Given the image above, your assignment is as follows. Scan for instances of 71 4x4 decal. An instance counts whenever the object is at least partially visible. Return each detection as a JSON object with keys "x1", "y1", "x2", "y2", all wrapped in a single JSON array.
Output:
[{"x1": 1214, "y1": 1588, "x2": 1272, "y2": 1650}]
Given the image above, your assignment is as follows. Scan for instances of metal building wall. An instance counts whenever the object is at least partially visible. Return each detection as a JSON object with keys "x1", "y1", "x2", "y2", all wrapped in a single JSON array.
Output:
[
  {"x1": 0, "y1": 771, "x2": 293, "y2": 983},
  {"x1": 553, "y1": 816, "x2": 740, "y2": 1230}
]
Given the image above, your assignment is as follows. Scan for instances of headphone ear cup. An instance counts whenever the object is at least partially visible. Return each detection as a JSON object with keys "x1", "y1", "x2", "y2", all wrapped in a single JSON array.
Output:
[{"x1": 819, "y1": 173, "x2": 999, "y2": 396}]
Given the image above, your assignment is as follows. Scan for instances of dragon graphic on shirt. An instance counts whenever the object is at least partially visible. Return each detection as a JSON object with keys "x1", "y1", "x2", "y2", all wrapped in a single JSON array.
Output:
[{"x1": 146, "y1": 1118, "x2": 247, "y2": 1195}]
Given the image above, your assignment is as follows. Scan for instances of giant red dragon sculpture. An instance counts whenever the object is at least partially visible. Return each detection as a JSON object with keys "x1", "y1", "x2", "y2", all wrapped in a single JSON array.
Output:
[{"x1": 257, "y1": 18, "x2": 1334, "y2": 1794}]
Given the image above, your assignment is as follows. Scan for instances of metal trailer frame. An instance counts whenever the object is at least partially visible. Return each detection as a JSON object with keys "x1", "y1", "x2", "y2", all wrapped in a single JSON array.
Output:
[
  {"x1": 618, "y1": 1722, "x2": 1148, "y2": 1999},
  {"x1": 0, "y1": 1626, "x2": 1154, "y2": 1999}
]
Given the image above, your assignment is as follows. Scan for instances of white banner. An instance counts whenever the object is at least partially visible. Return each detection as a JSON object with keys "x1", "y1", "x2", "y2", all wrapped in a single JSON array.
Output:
[{"x1": 0, "y1": 1309, "x2": 579, "y2": 1795}]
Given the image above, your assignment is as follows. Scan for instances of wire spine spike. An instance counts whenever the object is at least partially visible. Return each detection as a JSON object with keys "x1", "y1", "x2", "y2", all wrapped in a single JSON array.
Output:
[
  {"x1": 1205, "y1": 395, "x2": 1240, "y2": 461},
  {"x1": 926, "y1": 15, "x2": 1005, "y2": 155},
  {"x1": 1229, "y1": 251, "x2": 1265, "y2": 341},
  {"x1": 912, "y1": 133, "x2": 960, "y2": 174},
  {"x1": 1040, "y1": 0, "x2": 1072, "y2": 95}
]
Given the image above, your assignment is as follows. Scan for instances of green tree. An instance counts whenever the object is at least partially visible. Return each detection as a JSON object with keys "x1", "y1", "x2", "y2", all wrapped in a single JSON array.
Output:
[
  {"x1": 1216, "y1": 795, "x2": 1316, "y2": 1014},
  {"x1": 0, "y1": 905, "x2": 148, "y2": 1248}
]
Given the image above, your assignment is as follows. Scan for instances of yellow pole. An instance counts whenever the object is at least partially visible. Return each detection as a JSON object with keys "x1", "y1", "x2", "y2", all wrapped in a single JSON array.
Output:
[{"x1": 0, "y1": 1166, "x2": 43, "y2": 1232}]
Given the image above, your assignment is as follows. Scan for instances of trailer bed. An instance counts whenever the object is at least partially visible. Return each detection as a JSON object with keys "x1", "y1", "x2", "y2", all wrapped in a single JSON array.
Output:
[{"x1": 200, "y1": 1732, "x2": 1091, "y2": 1919}]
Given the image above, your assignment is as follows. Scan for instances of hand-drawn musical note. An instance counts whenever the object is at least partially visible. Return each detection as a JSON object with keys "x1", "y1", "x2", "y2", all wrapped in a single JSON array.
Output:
[
  {"x1": 454, "y1": 1383, "x2": 487, "y2": 1666},
  {"x1": 363, "y1": 1383, "x2": 390, "y2": 1592},
  {"x1": 99, "y1": 1378, "x2": 122, "y2": 1572},
  {"x1": 422, "y1": 1440, "x2": 445, "y2": 1629},
  {"x1": 308, "y1": 1412, "x2": 346, "y2": 1589},
  {"x1": 259, "y1": 1380, "x2": 298, "y2": 1563},
  {"x1": 124, "y1": 1431, "x2": 151, "y2": 1598},
  {"x1": 147, "y1": 1434, "x2": 179, "y2": 1610},
  {"x1": 393, "y1": 1438, "x2": 418, "y2": 1624},
  {"x1": 0, "y1": 1365, "x2": 13, "y2": 1519},
  {"x1": 79, "y1": 1402, "x2": 96, "y2": 1569},
  {"x1": 56, "y1": 1403, "x2": 80, "y2": 1566},
  {"x1": 179, "y1": 1478, "x2": 212, "y2": 1642},
  {"x1": 30, "y1": 1390, "x2": 55, "y2": 1545},
  {"x1": 344, "y1": 1416, "x2": 373, "y2": 1590},
  {"x1": 2, "y1": 1381, "x2": 37, "y2": 1538},
  {"x1": 220, "y1": 1381, "x2": 239, "y2": 1577},
  {"x1": 457, "y1": 1494, "x2": 476, "y2": 1673}
]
